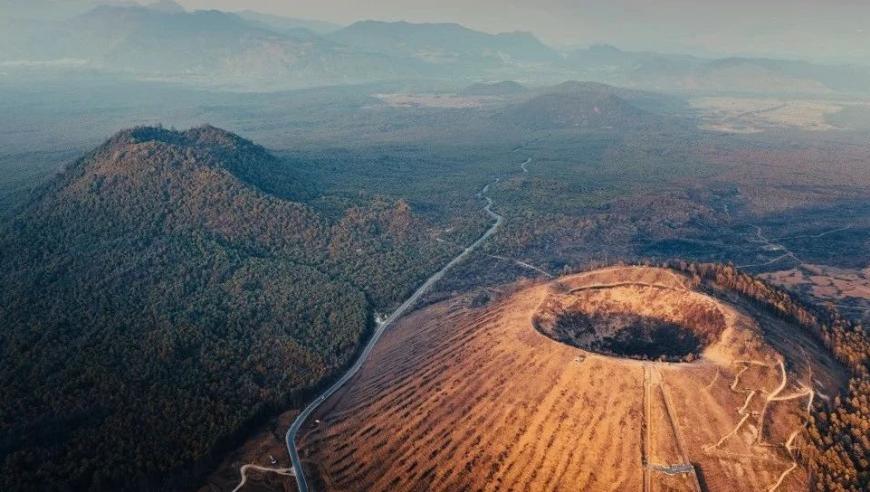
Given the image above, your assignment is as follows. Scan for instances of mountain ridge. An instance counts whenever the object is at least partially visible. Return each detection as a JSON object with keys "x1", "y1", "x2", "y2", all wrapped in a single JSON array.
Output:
[
  {"x1": 329, "y1": 20, "x2": 559, "y2": 65},
  {"x1": 0, "y1": 125, "x2": 452, "y2": 490},
  {"x1": 3, "y1": 5, "x2": 869, "y2": 94}
]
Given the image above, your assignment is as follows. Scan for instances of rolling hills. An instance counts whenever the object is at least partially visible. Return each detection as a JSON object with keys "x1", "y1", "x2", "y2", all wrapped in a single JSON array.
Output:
[{"x1": 504, "y1": 84, "x2": 659, "y2": 130}]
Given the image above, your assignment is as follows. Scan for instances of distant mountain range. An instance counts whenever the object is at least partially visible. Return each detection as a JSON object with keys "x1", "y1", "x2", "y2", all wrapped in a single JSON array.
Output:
[
  {"x1": 2, "y1": 2, "x2": 869, "y2": 94},
  {"x1": 329, "y1": 20, "x2": 559, "y2": 66},
  {"x1": 235, "y1": 9, "x2": 343, "y2": 35},
  {"x1": 1, "y1": 4, "x2": 430, "y2": 88},
  {"x1": 567, "y1": 44, "x2": 870, "y2": 95}
]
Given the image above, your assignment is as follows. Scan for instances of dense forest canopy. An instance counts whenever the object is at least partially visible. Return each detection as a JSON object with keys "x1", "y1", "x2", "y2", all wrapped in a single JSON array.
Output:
[{"x1": 0, "y1": 126, "x2": 455, "y2": 489}]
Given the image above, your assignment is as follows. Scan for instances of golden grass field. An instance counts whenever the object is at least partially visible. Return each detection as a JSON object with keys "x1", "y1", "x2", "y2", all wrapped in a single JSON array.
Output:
[{"x1": 298, "y1": 266, "x2": 846, "y2": 491}]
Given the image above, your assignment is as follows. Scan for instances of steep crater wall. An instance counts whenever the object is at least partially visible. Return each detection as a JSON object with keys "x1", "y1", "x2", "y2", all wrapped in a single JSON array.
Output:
[{"x1": 534, "y1": 278, "x2": 727, "y2": 362}]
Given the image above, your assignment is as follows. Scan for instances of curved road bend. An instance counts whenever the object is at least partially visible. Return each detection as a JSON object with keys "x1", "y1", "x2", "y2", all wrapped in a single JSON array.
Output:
[
  {"x1": 520, "y1": 158, "x2": 531, "y2": 173},
  {"x1": 286, "y1": 180, "x2": 504, "y2": 492},
  {"x1": 232, "y1": 465, "x2": 294, "y2": 492}
]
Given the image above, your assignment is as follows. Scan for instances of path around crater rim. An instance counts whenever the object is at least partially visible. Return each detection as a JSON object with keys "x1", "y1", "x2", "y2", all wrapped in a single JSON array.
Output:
[{"x1": 282, "y1": 161, "x2": 515, "y2": 492}]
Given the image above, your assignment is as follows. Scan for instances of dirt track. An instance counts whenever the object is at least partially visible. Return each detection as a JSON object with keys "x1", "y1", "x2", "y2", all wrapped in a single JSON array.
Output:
[{"x1": 231, "y1": 465, "x2": 294, "y2": 492}]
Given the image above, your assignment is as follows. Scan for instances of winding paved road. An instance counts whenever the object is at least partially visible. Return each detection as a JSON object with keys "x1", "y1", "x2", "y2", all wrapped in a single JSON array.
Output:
[{"x1": 285, "y1": 179, "x2": 504, "y2": 492}]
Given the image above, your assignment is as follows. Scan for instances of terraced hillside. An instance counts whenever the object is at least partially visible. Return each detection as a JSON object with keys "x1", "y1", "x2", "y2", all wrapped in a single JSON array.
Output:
[{"x1": 298, "y1": 266, "x2": 847, "y2": 491}]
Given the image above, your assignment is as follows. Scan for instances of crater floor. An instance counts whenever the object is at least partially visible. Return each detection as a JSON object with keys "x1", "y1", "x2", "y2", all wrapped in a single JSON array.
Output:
[{"x1": 534, "y1": 275, "x2": 728, "y2": 362}]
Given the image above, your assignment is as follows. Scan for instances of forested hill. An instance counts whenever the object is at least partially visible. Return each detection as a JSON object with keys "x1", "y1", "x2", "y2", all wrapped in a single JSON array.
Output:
[{"x1": 0, "y1": 126, "x2": 451, "y2": 489}]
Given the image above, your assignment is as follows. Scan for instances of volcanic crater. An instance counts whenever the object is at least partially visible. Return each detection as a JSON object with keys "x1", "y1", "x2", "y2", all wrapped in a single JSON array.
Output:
[
  {"x1": 534, "y1": 278, "x2": 727, "y2": 362},
  {"x1": 301, "y1": 266, "x2": 848, "y2": 492}
]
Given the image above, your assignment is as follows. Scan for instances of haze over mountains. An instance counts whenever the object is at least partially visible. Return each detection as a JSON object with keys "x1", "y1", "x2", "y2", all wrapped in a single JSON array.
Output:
[
  {"x1": 3, "y1": 0, "x2": 870, "y2": 94},
  {"x1": 1, "y1": 2, "x2": 869, "y2": 492}
]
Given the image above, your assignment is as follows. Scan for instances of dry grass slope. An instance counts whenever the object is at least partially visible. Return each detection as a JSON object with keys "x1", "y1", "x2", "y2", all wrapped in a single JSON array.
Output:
[{"x1": 300, "y1": 267, "x2": 847, "y2": 491}]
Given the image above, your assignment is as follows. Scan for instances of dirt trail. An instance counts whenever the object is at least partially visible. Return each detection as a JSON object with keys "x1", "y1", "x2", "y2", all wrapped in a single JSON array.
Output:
[
  {"x1": 706, "y1": 413, "x2": 751, "y2": 450},
  {"x1": 739, "y1": 226, "x2": 803, "y2": 269},
  {"x1": 704, "y1": 358, "x2": 815, "y2": 491},
  {"x1": 231, "y1": 464, "x2": 294, "y2": 492},
  {"x1": 773, "y1": 225, "x2": 852, "y2": 241},
  {"x1": 739, "y1": 224, "x2": 855, "y2": 270},
  {"x1": 655, "y1": 367, "x2": 703, "y2": 492},
  {"x1": 520, "y1": 158, "x2": 532, "y2": 173},
  {"x1": 704, "y1": 368, "x2": 720, "y2": 390},
  {"x1": 643, "y1": 365, "x2": 652, "y2": 492},
  {"x1": 568, "y1": 281, "x2": 683, "y2": 294},
  {"x1": 707, "y1": 359, "x2": 773, "y2": 451},
  {"x1": 729, "y1": 365, "x2": 749, "y2": 391},
  {"x1": 642, "y1": 365, "x2": 702, "y2": 491},
  {"x1": 737, "y1": 390, "x2": 756, "y2": 415},
  {"x1": 488, "y1": 254, "x2": 553, "y2": 278},
  {"x1": 766, "y1": 430, "x2": 801, "y2": 492},
  {"x1": 756, "y1": 360, "x2": 788, "y2": 444},
  {"x1": 735, "y1": 103, "x2": 789, "y2": 119}
]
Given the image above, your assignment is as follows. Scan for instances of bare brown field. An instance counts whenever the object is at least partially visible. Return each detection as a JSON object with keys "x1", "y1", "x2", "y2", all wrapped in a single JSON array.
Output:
[
  {"x1": 298, "y1": 266, "x2": 846, "y2": 491},
  {"x1": 690, "y1": 97, "x2": 846, "y2": 133},
  {"x1": 762, "y1": 264, "x2": 870, "y2": 323}
]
